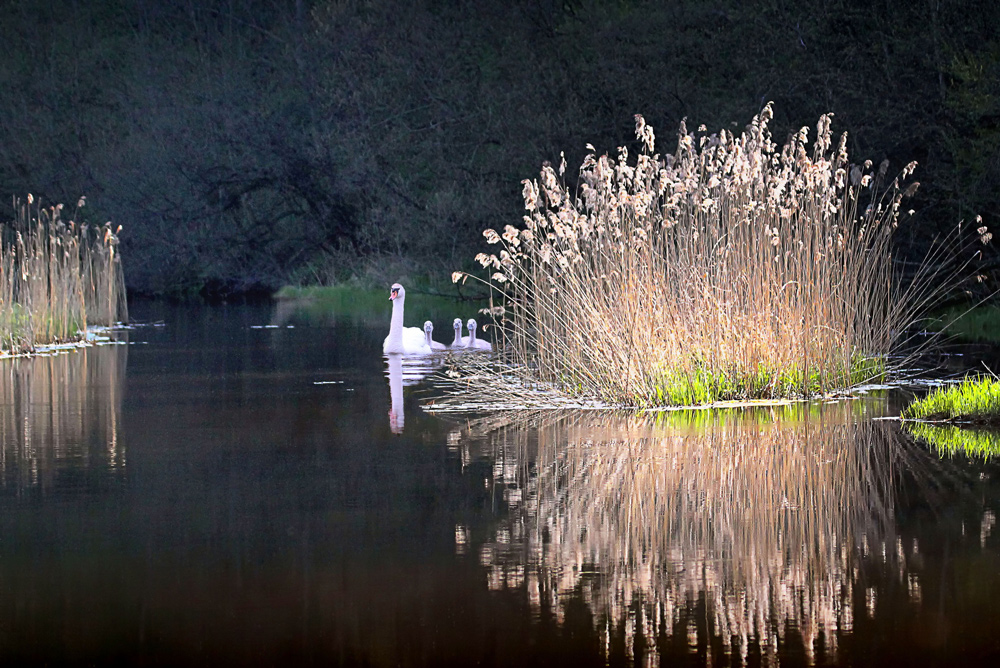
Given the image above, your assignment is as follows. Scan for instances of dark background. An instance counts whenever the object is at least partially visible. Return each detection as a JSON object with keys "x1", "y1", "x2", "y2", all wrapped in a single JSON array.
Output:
[{"x1": 1, "y1": 0, "x2": 997, "y2": 297}]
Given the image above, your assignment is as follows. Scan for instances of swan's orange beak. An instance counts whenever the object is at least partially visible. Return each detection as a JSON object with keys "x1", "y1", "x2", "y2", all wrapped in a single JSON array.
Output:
[{"x1": 390, "y1": 288, "x2": 399, "y2": 300}]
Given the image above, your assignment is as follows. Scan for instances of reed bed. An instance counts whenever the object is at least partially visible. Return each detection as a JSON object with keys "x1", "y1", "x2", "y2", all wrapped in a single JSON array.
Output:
[
  {"x1": 0, "y1": 196, "x2": 127, "y2": 353},
  {"x1": 461, "y1": 106, "x2": 981, "y2": 406}
]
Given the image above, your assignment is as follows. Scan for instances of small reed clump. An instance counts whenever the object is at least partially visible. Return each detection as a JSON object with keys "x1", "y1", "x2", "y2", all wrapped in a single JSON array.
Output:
[
  {"x1": 462, "y1": 105, "x2": 963, "y2": 406},
  {"x1": 0, "y1": 195, "x2": 127, "y2": 353}
]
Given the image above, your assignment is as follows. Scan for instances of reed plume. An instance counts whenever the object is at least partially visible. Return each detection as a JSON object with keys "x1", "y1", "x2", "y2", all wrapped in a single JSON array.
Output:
[{"x1": 463, "y1": 105, "x2": 972, "y2": 405}]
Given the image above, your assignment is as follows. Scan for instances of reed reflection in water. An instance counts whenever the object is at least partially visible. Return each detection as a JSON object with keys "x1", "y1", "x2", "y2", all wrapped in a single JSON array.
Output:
[
  {"x1": 461, "y1": 403, "x2": 930, "y2": 665},
  {"x1": 0, "y1": 343, "x2": 127, "y2": 490}
]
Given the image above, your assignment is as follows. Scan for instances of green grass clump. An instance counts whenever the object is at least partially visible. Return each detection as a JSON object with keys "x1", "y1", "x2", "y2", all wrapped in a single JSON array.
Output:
[
  {"x1": 461, "y1": 106, "x2": 954, "y2": 406},
  {"x1": 642, "y1": 354, "x2": 887, "y2": 407},
  {"x1": 902, "y1": 375, "x2": 1000, "y2": 423},
  {"x1": 1, "y1": 195, "x2": 127, "y2": 353},
  {"x1": 904, "y1": 421, "x2": 1000, "y2": 458}
]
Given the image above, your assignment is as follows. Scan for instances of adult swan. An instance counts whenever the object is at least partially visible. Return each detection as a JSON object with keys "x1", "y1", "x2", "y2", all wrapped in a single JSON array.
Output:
[{"x1": 383, "y1": 283, "x2": 432, "y2": 355}]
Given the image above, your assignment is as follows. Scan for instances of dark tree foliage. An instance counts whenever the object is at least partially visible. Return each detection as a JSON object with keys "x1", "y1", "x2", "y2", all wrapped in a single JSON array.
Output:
[{"x1": 0, "y1": 0, "x2": 996, "y2": 296}]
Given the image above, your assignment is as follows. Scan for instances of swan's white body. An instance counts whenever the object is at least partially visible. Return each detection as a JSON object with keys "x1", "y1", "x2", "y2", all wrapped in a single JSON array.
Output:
[
  {"x1": 383, "y1": 283, "x2": 432, "y2": 355},
  {"x1": 424, "y1": 321, "x2": 447, "y2": 350},
  {"x1": 466, "y1": 318, "x2": 493, "y2": 351},
  {"x1": 451, "y1": 317, "x2": 470, "y2": 348}
]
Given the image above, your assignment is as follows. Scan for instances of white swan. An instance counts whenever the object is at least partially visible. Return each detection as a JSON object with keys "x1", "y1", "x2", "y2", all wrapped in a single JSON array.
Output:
[
  {"x1": 424, "y1": 321, "x2": 447, "y2": 350},
  {"x1": 383, "y1": 283, "x2": 432, "y2": 355},
  {"x1": 466, "y1": 318, "x2": 493, "y2": 351},
  {"x1": 450, "y1": 317, "x2": 470, "y2": 348}
]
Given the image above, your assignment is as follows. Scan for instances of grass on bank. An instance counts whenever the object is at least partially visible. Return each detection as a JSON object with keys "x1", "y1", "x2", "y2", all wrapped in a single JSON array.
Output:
[
  {"x1": 927, "y1": 304, "x2": 1000, "y2": 343},
  {"x1": 274, "y1": 284, "x2": 487, "y2": 330},
  {"x1": 458, "y1": 105, "x2": 979, "y2": 407},
  {"x1": 1, "y1": 195, "x2": 127, "y2": 353},
  {"x1": 902, "y1": 374, "x2": 1000, "y2": 424}
]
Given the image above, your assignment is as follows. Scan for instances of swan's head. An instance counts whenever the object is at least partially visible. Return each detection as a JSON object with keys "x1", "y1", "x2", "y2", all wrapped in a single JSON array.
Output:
[
  {"x1": 453, "y1": 318, "x2": 462, "y2": 331},
  {"x1": 467, "y1": 318, "x2": 477, "y2": 332},
  {"x1": 389, "y1": 283, "x2": 404, "y2": 301},
  {"x1": 423, "y1": 320, "x2": 433, "y2": 333}
]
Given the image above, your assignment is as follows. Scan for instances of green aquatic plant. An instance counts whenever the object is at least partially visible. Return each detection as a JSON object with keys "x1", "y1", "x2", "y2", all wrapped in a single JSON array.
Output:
[
  {"x1": 459, "y1": 106, "x2": 962, "y2": 406},
  {"x1": 639, "y1": 354, "x2": 887, "y2": 407},
  {"x1": 902, "y1": 374, "x2": 1000, "y2": 424},
  {"x1": 0, "y1": 303, "x2": 31, "y2": 353},
  {"x1": 904, "y1": 421, "x2": 1000, "y2": 458},
  {"x1": 1, "y1": 195, "x2": 127, "y2": 353}
]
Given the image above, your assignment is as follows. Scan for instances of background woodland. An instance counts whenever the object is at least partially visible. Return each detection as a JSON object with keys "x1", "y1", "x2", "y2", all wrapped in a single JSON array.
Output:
[{"x1": 1, "y1": 0, "x2": 997, "y2": 296}]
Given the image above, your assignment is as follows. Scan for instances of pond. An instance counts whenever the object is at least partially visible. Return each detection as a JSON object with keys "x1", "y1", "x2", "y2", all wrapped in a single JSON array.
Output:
[{"x1": 0, "y1": 300, "x2": 998, "y2": 666}]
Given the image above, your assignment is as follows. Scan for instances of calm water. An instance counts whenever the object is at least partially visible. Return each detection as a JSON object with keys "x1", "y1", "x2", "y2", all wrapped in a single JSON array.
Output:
[{"x1": 1, "y1": 301, "x2": 999, "y2": 666}]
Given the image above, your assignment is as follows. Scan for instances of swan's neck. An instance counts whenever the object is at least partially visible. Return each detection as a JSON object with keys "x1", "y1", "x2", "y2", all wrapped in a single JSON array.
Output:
[
  {"x1": 469, "y1": 327, "x2": 477, "y2": 344},
  {"x1": 386, "y1": 297, "x2": 405, "y2": 348},
  {"x1": 425, "y1": 329, "x2": 433, "y2": 347},
  {"x1": 452, "y1": 327, "x2": 462, "y2": 346}
]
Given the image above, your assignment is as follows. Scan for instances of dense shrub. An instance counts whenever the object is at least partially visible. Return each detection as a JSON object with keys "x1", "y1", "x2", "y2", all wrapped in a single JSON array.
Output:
[{"x1": 0, "y1": 1, "x2": 997, "y2": 296}]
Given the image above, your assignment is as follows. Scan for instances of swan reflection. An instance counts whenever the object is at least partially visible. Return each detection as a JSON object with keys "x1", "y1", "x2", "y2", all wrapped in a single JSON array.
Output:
[
  {"x1": 454, "y1": 404, "x2": 950, "y2": 665},
  {"x1": 384, "y1": 353, "x2": 440, "y2": 434}
]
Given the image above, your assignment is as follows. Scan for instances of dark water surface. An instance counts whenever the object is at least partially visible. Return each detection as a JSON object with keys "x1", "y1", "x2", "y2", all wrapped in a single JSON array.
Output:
[{"x1": 1, "y1": 302, "x2": 999, "y2": 666}]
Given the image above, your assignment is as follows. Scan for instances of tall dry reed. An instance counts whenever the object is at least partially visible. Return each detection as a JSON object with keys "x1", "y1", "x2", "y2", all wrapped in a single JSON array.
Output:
[
  {"x1": 0, "y1": 195, "x2": 127, "y2": 353},
  {"x1": 461, "y1": 105, "x2": 981, "y2": 405}
]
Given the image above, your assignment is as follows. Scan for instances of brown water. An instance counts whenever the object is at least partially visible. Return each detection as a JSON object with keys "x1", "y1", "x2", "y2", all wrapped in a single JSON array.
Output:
[{"x1": 0, "y1": 301, "x2": 998, "y2": 666}]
